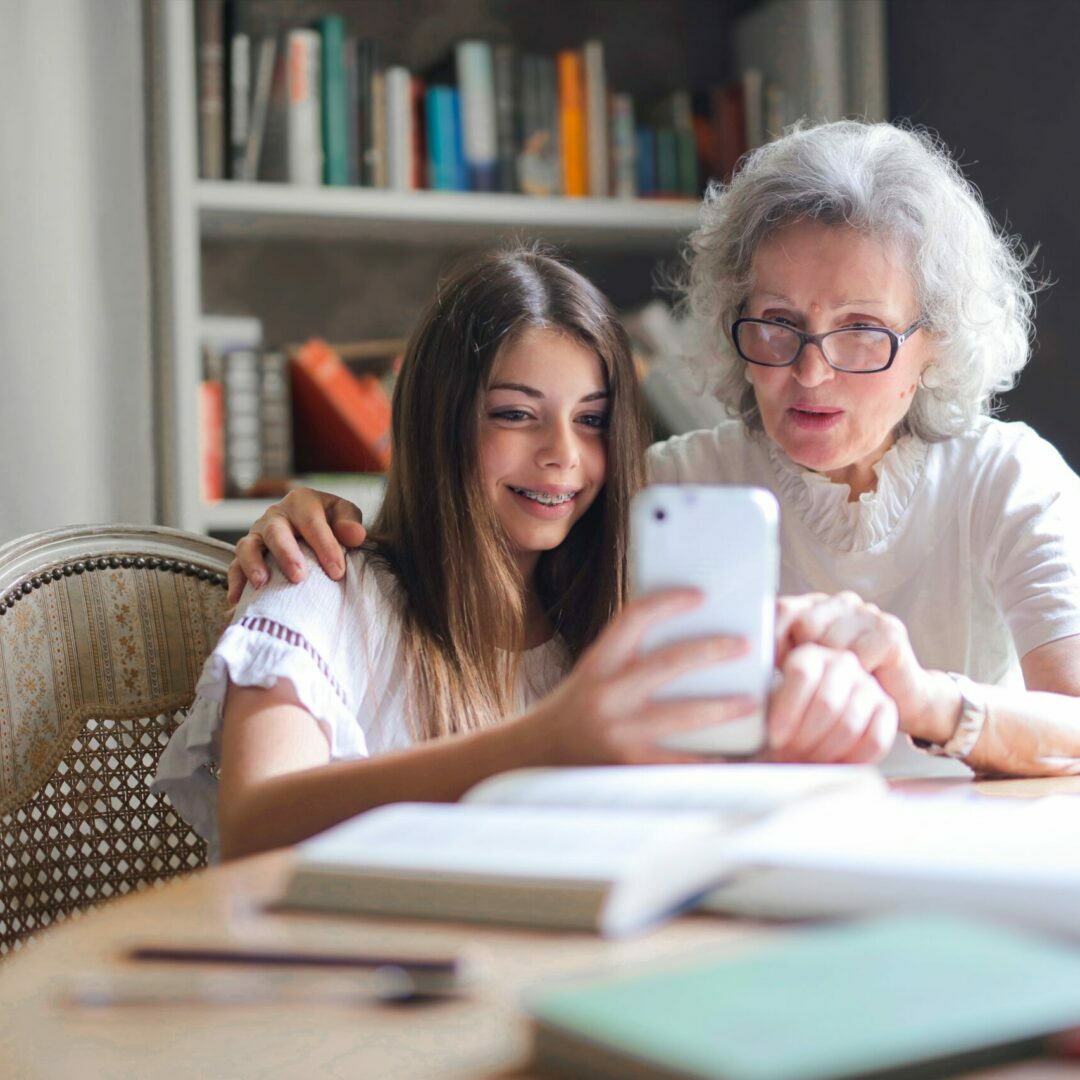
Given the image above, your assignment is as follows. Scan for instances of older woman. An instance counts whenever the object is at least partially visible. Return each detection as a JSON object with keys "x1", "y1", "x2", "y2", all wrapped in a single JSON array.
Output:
[{"x1": 233, "y1": 121, "x2": 1080, "y2": 778}]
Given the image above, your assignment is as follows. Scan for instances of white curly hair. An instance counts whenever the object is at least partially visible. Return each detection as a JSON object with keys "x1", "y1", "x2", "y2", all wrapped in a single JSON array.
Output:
[{"x1": 681, "y1": 119, "x2": 1038, "y2": 441}]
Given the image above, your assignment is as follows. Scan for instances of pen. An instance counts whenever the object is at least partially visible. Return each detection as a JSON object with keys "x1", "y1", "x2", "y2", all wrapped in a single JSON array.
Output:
[
  {"x1": 127, "y1": 944, "x2": 460, "y2": 975},
  {"x1": 62, "y1": 966, "x2": 461, "y2": 1008}
]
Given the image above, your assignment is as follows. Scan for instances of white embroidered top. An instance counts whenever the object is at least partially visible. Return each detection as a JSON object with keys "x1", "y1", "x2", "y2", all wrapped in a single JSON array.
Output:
[
  {"x1": 153, "y1": 549, "x2": 569, "y2": 861},
  {"x1": 647, "y1": 417, "x2": 1080, "y2": 777}
]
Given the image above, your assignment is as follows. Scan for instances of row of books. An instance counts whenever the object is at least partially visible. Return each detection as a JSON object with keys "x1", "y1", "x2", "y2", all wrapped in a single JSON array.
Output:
[
  {"x1": 195, "y1": 4, "x2": 745, "y2": 199},
  {"x1": 197, "y1": 299, "x2": 736, "y2": 503},
  {"x1": 199, "y1": 317, "x2": 398, "y2": 501}
]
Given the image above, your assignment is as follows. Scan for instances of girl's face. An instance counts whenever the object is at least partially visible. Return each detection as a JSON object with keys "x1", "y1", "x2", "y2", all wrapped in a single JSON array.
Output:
[
  {"x1": 481, "y1": 327, "x2": 609, "y2": 577},
  {"x1": 745, "y1": 221, "x2": 933, "y2": 497}
]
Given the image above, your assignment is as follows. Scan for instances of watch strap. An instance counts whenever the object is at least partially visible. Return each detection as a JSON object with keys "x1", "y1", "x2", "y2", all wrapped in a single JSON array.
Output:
[{"x1": 912, "y1": 672, "x2": 988, "y2": 761}]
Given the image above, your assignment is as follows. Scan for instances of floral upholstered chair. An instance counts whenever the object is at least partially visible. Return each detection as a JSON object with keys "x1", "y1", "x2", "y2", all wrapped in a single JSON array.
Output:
[{"x1": 0, "y1": 525, "x2": 233, "y2": 955}]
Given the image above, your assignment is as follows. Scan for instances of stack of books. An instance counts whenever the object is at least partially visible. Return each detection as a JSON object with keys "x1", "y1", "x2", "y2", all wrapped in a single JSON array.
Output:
[{"x1": 199, "y1": 317, "x2": 399, "y2": 502}]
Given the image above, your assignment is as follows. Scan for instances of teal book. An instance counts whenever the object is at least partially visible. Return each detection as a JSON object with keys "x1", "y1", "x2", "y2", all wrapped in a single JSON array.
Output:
[
  {"x1": 656, "y1": 128, "x2": 679, "y2": 196},
  {"x1": 676, "y1": 128, "x2": 699, "y2": 197},
  {"x1": 527, "y1": 914, "x2": 1080, "y2": 1080},
  {"x1": 635, "y1": 128, "x2": 656, "y2": 196},
  {"x1": 671, "y1": 90, "x2": 700, "y2": 196},
  {"x1": 318, "y1": 15, "x2": 349, "y2": 186},
  {"x1": 425, "y1": 86, "x2": 462, "y2": 191}
]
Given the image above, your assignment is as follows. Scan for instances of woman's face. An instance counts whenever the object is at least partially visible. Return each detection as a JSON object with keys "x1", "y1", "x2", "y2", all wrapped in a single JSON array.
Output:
[
  {"x1": 744, "y1": 221, "x2": 933, "y2": 496},
  {"x1": 480, "y1": 327, "x2": 609, "y2": 576}
]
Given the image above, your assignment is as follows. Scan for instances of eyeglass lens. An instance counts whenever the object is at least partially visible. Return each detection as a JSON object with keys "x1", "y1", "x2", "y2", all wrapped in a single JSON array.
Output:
[{"x1": 738, "y1": 322, "x2": 894, "y2": 372}]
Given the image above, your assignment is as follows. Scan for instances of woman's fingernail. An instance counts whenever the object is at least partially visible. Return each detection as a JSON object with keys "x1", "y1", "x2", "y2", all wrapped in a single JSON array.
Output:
[{"x1": 253, "y1": 571, "x2": 267, "y2": 588}]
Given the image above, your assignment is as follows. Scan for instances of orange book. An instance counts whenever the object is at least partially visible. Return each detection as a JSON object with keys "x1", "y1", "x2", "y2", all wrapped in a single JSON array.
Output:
[
  {"x1": 712, "y1": 81, "x2": 748, "y2": 181},
  {"x1": 557, "y1": 50, "x2": 587, "y2": 197},
  {"x1": 199, "y1": 379, "x2": 225, "y2": 502},
  {"x1": 290, "y1": 338, "x2": 392, "y2": 473}
]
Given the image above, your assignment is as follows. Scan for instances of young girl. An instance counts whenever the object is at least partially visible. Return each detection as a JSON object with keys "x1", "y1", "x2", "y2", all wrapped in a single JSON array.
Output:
[{"x1": 155, "y1": 246, "x2": 895, "y2": 861}]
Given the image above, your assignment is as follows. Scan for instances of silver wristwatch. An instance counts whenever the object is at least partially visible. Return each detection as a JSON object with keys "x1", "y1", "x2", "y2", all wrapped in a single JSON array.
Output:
[{"x1": 913, "y1": 672, "x2": 988, "y2": 761}]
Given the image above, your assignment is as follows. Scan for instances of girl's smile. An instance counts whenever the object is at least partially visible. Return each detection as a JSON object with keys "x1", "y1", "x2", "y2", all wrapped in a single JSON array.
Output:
[{"x1": 507, "y1": 484, "x2": 583, "y2": 518}]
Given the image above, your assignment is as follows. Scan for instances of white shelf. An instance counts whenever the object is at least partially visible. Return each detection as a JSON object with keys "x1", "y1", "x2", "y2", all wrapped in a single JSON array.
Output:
[
  {"x1": 196, "y1": 182, "x2": 701, "y2": 248},
  {"x1": 198, "y1": 476, "x2": 387, "y2": 535},
  {"x1": 198, "y1": 499, "x2": 290, "y2": 533}
]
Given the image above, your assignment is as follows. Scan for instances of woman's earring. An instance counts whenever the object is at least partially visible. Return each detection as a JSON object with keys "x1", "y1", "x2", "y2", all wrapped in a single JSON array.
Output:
[{"x1": 919, "y1": 365, "x2": 940, "y2": 390}]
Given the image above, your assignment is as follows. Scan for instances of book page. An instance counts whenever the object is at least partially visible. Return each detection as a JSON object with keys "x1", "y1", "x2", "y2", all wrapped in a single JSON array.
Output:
[
  {"x1": 298, "y1": 803, "x2": 729, "y2": 882},
  {"x1": 704, "y1": 793, "x2": 1080, "y2": 936},
  {"x1": 462, "y1": 763, "x2": 885, "y2": 819},
  {"x1": 724, "y1": 791, "x2": 1080, "y2": 876}
]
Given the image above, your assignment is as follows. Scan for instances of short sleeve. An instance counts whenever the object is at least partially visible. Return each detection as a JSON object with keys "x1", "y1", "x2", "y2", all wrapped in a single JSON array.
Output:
[
  {"x1": 153, "y1": 547, "x2": 402, "y2": 859},
  {"x1": 645, "y1": 422, "x2": 757, "y2": 488},
  {"x1": 646, "y1": 439, "x2": 680, "y2": 484},
  {"x1": 975, "y1": 427, "x2": 1080, "y2": 658}
]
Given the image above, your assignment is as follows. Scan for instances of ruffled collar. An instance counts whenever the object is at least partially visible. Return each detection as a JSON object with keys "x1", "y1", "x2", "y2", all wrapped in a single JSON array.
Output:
[{"x1": 764, "y1": 433, "x2": 929, "y2": 552}]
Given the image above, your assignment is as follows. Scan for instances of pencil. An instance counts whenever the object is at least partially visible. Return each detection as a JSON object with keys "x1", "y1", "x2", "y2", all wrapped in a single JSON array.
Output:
[{"x1": 127, "y1": 944, "x2": 459, "y2": 974}]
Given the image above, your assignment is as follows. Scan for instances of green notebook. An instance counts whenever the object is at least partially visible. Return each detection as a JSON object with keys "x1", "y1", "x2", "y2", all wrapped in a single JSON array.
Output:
[{"x1": 526, "y1": 914, "x2": 1080, "y2": 1080}]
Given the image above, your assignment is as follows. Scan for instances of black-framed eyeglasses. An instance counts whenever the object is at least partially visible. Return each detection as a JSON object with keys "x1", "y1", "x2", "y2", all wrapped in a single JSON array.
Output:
[{"x1": 731, "y1": 317, "x2": 927, "y2": 374}]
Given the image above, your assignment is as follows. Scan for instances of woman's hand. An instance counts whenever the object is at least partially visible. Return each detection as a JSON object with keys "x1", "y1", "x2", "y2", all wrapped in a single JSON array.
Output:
[
  {"x1": 228, "y1": 488, "x2": 366, "y2": 603},
  {"x1": 520, "y1": 590, "x2": 758, "y2": 766},
  {"x1": 776, "y1": 592, "x2": 954, "y2": 746},
  {"x1": 766, "y1": 643, "x2": 899, "y2": 764}
]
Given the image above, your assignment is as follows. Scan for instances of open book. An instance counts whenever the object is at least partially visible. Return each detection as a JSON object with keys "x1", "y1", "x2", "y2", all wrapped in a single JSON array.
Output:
[
  {"x1": 703, "y1": 790, "x2": 1080, "y2": 941},
  {"x1": 279, "y1": 764, "x2": 884, "y2": 939}
]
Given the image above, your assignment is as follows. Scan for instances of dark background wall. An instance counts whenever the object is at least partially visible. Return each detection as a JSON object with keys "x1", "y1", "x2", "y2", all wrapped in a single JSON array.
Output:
[{"x1": 888, "y1": 0, "x2": 1080, "y2": 468}]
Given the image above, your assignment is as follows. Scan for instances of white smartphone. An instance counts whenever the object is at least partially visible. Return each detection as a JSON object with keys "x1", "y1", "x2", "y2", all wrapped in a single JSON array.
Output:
[{"x1": 629, "y1": 484, "x2": 779, "y2": 757}]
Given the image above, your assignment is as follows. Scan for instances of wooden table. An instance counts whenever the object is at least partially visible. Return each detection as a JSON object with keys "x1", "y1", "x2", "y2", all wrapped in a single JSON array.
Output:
[{"x1": 3, "y1": 778, "x2": 1080, "y2": 1080}]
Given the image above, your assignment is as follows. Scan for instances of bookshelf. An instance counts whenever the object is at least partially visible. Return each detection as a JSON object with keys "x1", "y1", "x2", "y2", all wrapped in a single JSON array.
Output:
[
  {"x1": 150, "y1": 1, "x2": 885, "y2": 540},
  {"x1": 151, "y1": 1, "x2": 705, "y2": 539}
]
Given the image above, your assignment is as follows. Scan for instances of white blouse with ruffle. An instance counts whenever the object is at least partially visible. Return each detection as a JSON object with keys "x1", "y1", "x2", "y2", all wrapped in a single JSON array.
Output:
[
  {"x1": 153, "y1": 550, "x2": 569, "y2": 860},
  {"x1": 647, "y1": 417, "x2": 1080, "y2": 776}
]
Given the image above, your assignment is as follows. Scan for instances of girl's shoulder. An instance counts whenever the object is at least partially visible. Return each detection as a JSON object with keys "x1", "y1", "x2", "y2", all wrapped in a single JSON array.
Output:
[
  {"x1": 343, "y1": 546, "x2": 405, "y2": 613},
  {"x1": 233, "y1": 544, "x2": 404, "y2": 651}
]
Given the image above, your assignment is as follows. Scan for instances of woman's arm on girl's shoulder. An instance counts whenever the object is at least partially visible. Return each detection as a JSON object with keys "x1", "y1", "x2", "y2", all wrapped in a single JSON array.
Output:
[{"x1": 228, "y1": 488, "x2": 367, "y2": 603}]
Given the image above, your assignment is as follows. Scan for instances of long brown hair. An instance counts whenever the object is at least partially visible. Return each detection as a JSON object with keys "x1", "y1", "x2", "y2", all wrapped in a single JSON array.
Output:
[{"x1": 366, "y1": 244, "x2": 648, "y2": 739}]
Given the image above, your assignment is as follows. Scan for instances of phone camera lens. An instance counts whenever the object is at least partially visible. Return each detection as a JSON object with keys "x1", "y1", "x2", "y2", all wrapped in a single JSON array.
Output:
[{"x1": 654, "y1": 509, "x2": 666, "y2": 522}]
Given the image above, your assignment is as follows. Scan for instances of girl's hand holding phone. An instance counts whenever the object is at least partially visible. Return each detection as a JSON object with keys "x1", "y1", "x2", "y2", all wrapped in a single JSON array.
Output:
[{"x1": 520, "y1": 589, "x2": 758, "y2": 766}]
